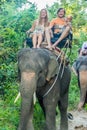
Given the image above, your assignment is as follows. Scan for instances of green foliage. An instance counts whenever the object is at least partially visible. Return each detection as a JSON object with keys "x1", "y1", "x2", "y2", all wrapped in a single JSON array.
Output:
[
  {"x1": 0, "y1": 0, "x2": 87, "y2": 130},
  {"x1": 69, "y1": 73, "x2": 80, "y2": 110},
  {"x1": 0, "y1": 0, "x2": 37, "y2": 91},
  {"x1": 84, "y1": 104, "x2": 87, "y2": 111},
  {"x1": 0, "y1": 82, "x2": 20, "y2": 130},
  {"x1": 33, "y1": 103, "x2": 45, "y2": 130}
]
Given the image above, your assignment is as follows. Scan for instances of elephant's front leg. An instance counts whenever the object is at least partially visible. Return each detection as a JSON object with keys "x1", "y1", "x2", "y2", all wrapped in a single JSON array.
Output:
[
  {"x1": 18, "y1": 71, "x2": 37, "y2": 130},
  {"x1": 78, "y1": 71, "x2": 87, "y2": 111},
  {"x1": 58, "y1": 93, "x2": 68, "y2": 130},
  {"x1": 43, "y1": 93, "x2": 58, "y2": 130}
]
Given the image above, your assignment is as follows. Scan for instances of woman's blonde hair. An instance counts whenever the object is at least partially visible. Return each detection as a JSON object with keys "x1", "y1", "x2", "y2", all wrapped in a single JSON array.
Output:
[{"x1": 38, "y1": 9, "x2": 49, "y2": 27}]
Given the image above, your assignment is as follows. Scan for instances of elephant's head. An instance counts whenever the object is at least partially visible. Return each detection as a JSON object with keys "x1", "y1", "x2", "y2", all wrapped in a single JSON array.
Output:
[
  {"x1": 76, "y1": 56, "x2": 87, "y2": 72},
  {"x1": 18, "y1": 48, "x2": 58, "y2": 87}
]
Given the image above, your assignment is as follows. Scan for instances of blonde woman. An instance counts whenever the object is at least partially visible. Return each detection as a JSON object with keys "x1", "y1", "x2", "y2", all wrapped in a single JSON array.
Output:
[{"x1": 27, "y1": 9, "x2": 50, "y2": 48}]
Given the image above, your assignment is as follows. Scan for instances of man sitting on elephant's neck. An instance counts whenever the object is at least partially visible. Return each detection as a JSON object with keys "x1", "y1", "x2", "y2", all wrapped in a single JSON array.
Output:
[{"x1": 45, "y1": 8, "x2": 72, "y2": 50}]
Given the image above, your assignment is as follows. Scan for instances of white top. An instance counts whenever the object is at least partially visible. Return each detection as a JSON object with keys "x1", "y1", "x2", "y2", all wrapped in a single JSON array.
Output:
[{"x1": 81, "y1": 41, "x2": 87, "y2": 51}]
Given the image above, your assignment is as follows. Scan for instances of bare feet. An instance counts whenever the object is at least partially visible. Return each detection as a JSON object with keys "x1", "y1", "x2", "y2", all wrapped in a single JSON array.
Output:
[
  {"x1": 37, "y1": 45, "x2": 40, "y2": 48},
  {"x1": 52, "y1": 41, "x2": 59, "y2": 49},
  {"x1": 33, "y1": 45, "x2": 40, "y2": 48},
  {"x1": 45, "y1": 45, "x2": 53, "y2": 50},
  {"x1": 33, "y1": 46, "x2": 37, "y2": 48}
]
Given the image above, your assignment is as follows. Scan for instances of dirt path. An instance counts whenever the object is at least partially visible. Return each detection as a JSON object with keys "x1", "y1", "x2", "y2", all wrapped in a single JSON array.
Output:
[
  {"x1": 68, "y1": 110, "x2": 87, "y2": 130},
  {"x1": 57, "y1": 109, "x2": 87, "y2": 130}
]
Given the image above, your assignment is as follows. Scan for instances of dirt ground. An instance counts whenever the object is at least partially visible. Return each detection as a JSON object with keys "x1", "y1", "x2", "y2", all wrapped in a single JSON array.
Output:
[
  {"x1": 57, "y1": 109, "x2": 87, "y2": 130},
  {"x1": 68, "y1": 110, "x2": 87, "y2": 130}
]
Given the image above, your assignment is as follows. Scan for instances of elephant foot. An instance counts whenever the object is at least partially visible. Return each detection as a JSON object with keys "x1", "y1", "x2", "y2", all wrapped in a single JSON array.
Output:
[{"x1": 78, "y1": 102, "x2": 84, "y2": 111}]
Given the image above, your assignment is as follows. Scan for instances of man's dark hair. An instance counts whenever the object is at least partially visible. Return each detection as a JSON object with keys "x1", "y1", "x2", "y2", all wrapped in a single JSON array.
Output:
[{"x1": 57, "y1": 8, "x2": 66, "y2": 15}]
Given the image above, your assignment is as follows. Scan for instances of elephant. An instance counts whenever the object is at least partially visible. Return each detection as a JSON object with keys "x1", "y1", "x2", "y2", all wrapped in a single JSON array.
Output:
[
  {"x1": 73, "y1": 56, "x2": 87, "y2": 111},
  {"x1": 17, "y1": 48, "x2": 71, "y2": 130}
]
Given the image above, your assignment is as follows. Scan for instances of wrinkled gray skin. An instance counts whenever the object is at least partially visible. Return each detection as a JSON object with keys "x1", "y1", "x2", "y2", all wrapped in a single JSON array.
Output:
[
  {"x1": 75, "y1": 56, "x2": 87, "y2": 111},
  {"x1": 18, "y1": 48, "x2": 71, "y2": 130}
]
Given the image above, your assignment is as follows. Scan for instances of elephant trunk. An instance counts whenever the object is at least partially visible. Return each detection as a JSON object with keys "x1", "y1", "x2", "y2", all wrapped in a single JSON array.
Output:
[
  {"x1": 18, "y1": 71, "x2": 37, "y2": 130},
  {"x1": 78, "y1": 71, "x2": 87, "y2": 111}
]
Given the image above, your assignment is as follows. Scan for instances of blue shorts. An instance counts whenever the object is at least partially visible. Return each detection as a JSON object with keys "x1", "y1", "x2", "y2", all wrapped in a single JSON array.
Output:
[{"x1": 51, "y1": 33, "x2": 72, "y2": 48}]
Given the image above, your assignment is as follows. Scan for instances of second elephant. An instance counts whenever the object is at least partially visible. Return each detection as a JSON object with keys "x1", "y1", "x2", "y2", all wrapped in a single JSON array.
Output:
[{"x1": 74, "y1": 56, "x2": 87, "y2": 111}]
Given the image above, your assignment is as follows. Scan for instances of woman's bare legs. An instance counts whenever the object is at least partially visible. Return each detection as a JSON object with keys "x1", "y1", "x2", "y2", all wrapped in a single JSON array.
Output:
[
  {"x1": 37, "y1": 33, "x2": 43, "y2": 48},
  {"x1": 45, "y1": 27, "x2": 52, "y2": 49},
  {"x1": 32, "y1": 34, "x2": 37, "y2": 48}
]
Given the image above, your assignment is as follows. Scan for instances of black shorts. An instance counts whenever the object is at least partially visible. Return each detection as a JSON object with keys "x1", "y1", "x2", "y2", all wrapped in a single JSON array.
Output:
[
  {"x1": 26, "y1": 37, "x2": 33, "y2": 48},
  {"x1": 51, "y1": 33, "x2": 72, "y2": 48}
]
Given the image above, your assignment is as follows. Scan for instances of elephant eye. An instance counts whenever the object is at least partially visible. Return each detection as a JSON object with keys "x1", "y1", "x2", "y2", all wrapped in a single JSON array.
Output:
[{"x1": 39, "y1": 70, "x2": 42, "y2": 74}]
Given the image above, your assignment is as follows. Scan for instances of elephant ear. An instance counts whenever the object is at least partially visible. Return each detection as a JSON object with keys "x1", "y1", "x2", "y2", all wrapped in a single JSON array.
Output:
[
  {"x1": 76, "y1": 56, "x2": 87, "y2": 71},
  {"x1": 46, "y1": 56, "x2": 58, "y2": 81}
]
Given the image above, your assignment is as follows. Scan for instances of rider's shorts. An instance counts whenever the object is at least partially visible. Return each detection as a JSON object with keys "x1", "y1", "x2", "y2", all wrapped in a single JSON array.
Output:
[{"x1": 51, "y1": 32, "x2": 72, "y2": 48}]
